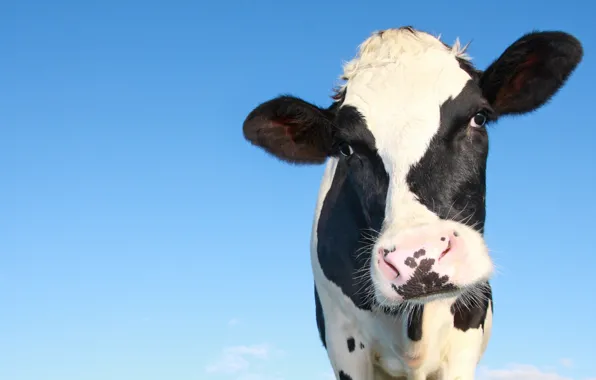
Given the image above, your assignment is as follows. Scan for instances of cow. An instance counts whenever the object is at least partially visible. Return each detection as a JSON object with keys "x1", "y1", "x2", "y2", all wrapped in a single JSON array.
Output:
[{"x1": 241, "y1": 27, "x2": 583, "y2": 380}]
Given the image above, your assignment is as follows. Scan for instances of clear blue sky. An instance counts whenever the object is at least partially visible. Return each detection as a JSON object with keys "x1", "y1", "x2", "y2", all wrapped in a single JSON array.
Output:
[{"x1": 2, "y1": 1, "x2": 595, "y2": 380}]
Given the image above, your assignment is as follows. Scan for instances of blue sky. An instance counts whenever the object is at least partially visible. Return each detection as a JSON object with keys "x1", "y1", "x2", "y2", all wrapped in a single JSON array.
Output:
[{"x1": 1, "y1": 0, "x2": 595, "y2": 379}]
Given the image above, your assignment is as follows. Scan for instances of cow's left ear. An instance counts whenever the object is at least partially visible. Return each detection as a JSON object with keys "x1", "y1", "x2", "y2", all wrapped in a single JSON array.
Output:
[{"x1": 479, "y1": 31, "x2": 583, "y2": 116}]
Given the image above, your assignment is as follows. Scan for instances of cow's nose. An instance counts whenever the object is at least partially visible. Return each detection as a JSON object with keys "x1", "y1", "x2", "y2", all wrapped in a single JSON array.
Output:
[{"x1": 377, "y1": 230, "x2": 456, "y2": 281}]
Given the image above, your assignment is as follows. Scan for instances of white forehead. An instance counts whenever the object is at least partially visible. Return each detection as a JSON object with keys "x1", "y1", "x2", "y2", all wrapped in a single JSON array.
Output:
[
  {"x1": 339, "y1": 28, "x2": 474, "y2": 226},
  {"x1": 340, "y1": 28, "x2": 472, "y2": 168}
]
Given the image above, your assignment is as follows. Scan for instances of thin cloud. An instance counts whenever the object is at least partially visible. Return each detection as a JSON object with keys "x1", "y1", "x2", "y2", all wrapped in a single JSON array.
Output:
[
  {"x1": 228, "y1": 318, "x2": 241, "y2": 327},
  {"x1": 225, "y1": 345, "x2": 272, "y2": 360},
  {"x1": 236, "y1": 374, "x2": 284, "y2": 380},
  {"x1": 205, "y1": 350, "x2": 250, "y2": 375},
  {"x1": 560, "y1": 358, "x2": 574, "y2": 368},
  {"x1": 477, "y1": 364, "x2": 573, "y2": 380},
  {"x1": 205, "y1": 343, "x2": 283, "y2": 376}
]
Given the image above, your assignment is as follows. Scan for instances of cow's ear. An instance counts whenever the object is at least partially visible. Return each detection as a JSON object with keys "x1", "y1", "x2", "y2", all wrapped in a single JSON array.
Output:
[
  {"x1": 243, "y1": 95, "x2": 335, "y2": 164},
  {"x1": 479, "y1": 31, "x2": 583, "y2": 116}
]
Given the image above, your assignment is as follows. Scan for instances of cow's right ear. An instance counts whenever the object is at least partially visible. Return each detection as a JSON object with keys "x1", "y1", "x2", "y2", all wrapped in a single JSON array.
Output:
[{"x1": 242, "y1": 95, "x2": 335, "y2": 165}]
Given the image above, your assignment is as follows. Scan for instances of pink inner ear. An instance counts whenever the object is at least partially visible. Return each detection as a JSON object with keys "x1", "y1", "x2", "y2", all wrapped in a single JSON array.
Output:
[
  {"x1": 494, "y1": 52, "x2": 542, "y2": 110},
  {"x1": 271, "y1": 118, "x2": 300, "y2": 141},
  {"x1": 512, "y1": 53, "x2": 540, "y2": 91},
  {"x1": 268, "y1": 119, "x2": 303, "y2": 160},
  {"x1": 283, "y1": 125, "x2": 292, "y2": 138}
]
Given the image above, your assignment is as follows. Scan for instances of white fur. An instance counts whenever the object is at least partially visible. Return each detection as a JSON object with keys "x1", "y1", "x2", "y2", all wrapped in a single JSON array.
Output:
[{"x1": 311, "y1": 29, "x2": 494, "y2": 379}]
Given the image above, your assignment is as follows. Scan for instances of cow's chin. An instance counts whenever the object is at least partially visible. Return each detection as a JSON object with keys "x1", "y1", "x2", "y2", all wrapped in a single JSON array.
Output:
[
  {"x1": 369, "y1": 221, "x2": 494, "y2": 309},
  {"x1": 371, "y1": 277, "x2": 490, "y2": 310}
]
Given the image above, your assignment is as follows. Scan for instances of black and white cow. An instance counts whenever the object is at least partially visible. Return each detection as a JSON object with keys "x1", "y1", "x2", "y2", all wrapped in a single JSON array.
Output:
[{"x1": 242, "y1": 27, "x2": 582, "y2": 380}]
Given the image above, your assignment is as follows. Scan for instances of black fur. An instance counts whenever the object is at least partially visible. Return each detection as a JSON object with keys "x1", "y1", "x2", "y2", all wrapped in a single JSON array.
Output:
[
  {"x1": 347, "y1": 337, "x2": 356, "y2": 352},
  {"x1": 407, "y1": 80, "x2": 489, "y2": 234},
  {"x1": 314, "y1": 286, "x2": 326, "y2": 348},
  {"x1": 242, "y1": 95, "x2": 335, "y2": 164},
  {"x1": 316, "y1": 107, "x2": 387, "y2": 312},
  {"x1": 451, "y1": 285, "x2": 494, "y2": 331},
  {"x1": 407, "y1": 305, "x2": 424, "y2": 341}
]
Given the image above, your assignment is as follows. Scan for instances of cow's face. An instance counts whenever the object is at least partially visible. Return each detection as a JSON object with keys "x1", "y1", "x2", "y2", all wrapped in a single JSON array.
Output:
[{"x1": 243, "y1": 27, "x2": 582, "y2": 308}]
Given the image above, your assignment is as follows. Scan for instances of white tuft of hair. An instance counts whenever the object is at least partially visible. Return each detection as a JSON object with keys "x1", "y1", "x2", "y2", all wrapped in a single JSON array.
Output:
[{"x1": 335, "y1": 28, "x2": 471, "y2": 94}]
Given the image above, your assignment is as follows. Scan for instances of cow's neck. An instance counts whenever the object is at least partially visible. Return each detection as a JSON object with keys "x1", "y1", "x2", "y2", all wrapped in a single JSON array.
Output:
[{"x1": 370, "y1": 297, "x2": 458, "y2": 376}]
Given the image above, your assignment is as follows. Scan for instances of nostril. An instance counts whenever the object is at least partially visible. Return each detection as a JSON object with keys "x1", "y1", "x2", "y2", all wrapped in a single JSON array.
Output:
[
  {"x1": 381, "y1": 254, "x2": 400, "y2": 278},
  {"x1": 378, "y1": 246, "x2": 400, "y2": 278},
  {"x1": 439, "y1": 239, "x2": 452, "y2": 261}
]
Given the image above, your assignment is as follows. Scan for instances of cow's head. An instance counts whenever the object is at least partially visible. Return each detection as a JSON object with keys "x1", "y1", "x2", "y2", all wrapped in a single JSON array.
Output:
[{"x1": 242, "y1": 27, "x2": 582, "y2": 308}]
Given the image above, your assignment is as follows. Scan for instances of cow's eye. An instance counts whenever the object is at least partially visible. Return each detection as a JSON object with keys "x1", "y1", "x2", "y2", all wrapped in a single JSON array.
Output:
[
  {"x1": 470, "y1": 112, "x2": 488, "y2": 128},
  {"x1": 338, "y1": 143, "x2": 354, "y2": 157}
]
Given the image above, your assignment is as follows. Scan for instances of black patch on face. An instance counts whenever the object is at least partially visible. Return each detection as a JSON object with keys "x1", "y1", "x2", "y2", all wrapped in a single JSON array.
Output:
[
  {"x1": 451, "y1": 282, "x2": 493, "y2": 331},
  {"x1": 316, "y1": 106, "x2": 389, "y2": 311},
  {"x1": 359, "y1": 342, "x2": 365, "y2": 349},
  {"x1": 314, "y1": 286, "x2": 326, "y2": 348},
  {"x1": 393, "y1": 258, "x2": 456, "y2": 299},
  {"x1": 339, "y1": 371, "x2": 353, "y2": 380},
  {"x1": 406, "y1": 80, "x2": 490, "y2": 233},
  {"x1": 413, "y1": 249, "x2": 426, "y2": 258},
  {"x1": 347, "y1": 337, "x2": 356, "y2": 352},
  {"x1": 401, "y1": 79, "x2": 494, "y2": 325}
]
